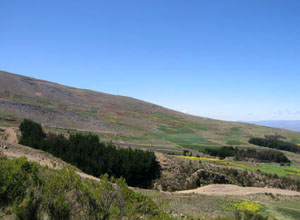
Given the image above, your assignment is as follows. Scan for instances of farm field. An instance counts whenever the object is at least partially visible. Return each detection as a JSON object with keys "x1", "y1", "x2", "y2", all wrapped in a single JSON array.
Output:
[{"x1": 177, "y1": 155, "x2": 300, "y2": 178}]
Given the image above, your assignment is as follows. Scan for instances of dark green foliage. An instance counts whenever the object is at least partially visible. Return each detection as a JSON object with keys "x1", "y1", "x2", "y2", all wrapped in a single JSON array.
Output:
[
  {"x1": 234, "y1": 148, "x2": 290, "y2": 164},
  {"x1": 0, "y1": 156, "x2": 41, "y2": 207},
  {"x1": 15, "y1": 190, "x2": 41, "y2": 220},
  {"x1": 0, "y1": 155, "x2": 173, "y2": 220},
  {"x1": 183, "y1": 149, "x2": 191, "y2": 156},
  {"x1": 203, "y1": 146, "x2": 290, "y2": 163},
  {"x1": 19, "y1": 119, "x2": 46, "y2": 148},
  {"x1": 18, "y1": 119, "x2": 160, "y2": 188},
  {"x1": 249, "y1": 137, "x2": 300, "y2": 153},
  {"x1": 48, "y1": 197, "x2": 70, "y2": 220},
  {"x1": 204, "y1": 146, "x2": 235, "y2": 159}
]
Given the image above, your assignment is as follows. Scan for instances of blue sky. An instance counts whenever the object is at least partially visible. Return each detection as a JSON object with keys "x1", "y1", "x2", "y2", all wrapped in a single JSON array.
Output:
[{"x1": 1, "y1": 0, "x2": 300, "y2": 121}]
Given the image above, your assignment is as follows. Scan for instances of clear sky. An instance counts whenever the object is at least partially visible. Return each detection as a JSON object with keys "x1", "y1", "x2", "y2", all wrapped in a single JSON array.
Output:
[{"x1": 1, "y1": 0, "x2": 300, "y2": 121}]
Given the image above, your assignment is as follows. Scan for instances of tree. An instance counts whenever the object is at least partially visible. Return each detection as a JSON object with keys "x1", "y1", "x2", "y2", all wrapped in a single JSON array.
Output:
[{"x1": 19, "y1": 119, "x2": 45, "y2": 148}]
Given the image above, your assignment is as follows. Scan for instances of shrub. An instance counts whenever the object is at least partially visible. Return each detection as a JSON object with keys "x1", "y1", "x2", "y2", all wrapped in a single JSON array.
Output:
[{"x1": 0, "y1": 155, "x2": 173, "y2": 219}]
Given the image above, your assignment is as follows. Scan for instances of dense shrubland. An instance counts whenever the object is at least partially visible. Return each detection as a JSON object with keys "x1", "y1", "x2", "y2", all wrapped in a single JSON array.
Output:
[
  {"x1": 19, "y1": 119, "x2": 160, "y2": 188},
  {"x1": 203, "y1": 146, "x2": 290, "y2": 163},
  {"x1": 0, "y1": 153, "x2": 270, "y2": 220},
  {"x1": 249, "y1": 136, "x2": 300, "y2": 153},
  {"x1": 0, "y1": 154, "x2": 172, "y2": 220}
]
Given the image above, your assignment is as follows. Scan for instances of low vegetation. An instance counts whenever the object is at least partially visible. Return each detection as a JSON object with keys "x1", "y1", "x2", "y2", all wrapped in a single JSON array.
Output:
[
  {"x1": 0, "y1": 153, "x2": 172, "y2": 220},
  {"x1": 19, "y1": 119, "x2": 160, "y2": 188},
  {"x1": 0, "y1": 152, "x2": 274, "y2": 220},
  {"x1": 138, "y1": 189, "x2": 273, "y2": 220}
]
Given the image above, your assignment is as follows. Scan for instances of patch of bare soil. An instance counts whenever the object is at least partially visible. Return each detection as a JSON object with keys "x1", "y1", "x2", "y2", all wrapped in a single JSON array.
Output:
[
  {"x1": 0, "y1": 126, "x2": 19, "y2": 143},
  {"x1": 175, "y1": 184, "x2": 300, "y2": 196}
]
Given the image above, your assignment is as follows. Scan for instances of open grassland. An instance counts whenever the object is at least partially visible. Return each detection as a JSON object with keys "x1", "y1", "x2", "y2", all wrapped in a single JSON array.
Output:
[{"x1": 136, "y1": 188, "x2": 300, "y2": 220}]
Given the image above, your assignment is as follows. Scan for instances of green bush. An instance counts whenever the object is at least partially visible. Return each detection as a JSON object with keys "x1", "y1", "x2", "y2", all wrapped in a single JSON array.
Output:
[{"x1": 0, "y1": 154, "x2": 173, "y2": 219}]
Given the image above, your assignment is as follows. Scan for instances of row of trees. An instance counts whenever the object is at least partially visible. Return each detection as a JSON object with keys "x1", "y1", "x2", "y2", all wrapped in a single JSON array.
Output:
[
  {"x1": 204, "y1": 146, "x2": 290, "y2": 163},
  {"x1": 19, "y1": 119, "x2": 160, "y2": 188},
  {"x1": 249, "y1": 137, "x2": 300, "y2": 153},
  {"x1": 234, "y1": 148, "x2": 290, "y2": 163},
  {"x1": 204, "y1": 146, "x2": 235, "y2": 158}
]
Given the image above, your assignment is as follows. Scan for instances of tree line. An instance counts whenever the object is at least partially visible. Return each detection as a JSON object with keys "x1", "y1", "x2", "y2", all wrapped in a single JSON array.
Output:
[
  {"x1": 249, "y1": 136, "x2": 300, "y2": 153},
  {"x1": 204, "y1": 146, "x2": 290, "y2": 163},
  {"x1": 19, "y1": 119, "x2": 160, "y2": 188}
]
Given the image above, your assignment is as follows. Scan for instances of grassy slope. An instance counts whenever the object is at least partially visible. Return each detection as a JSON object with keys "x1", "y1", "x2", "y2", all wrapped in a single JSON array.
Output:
[{"x1": 1, "y1": 70, "x2": 300, "y2": 153}]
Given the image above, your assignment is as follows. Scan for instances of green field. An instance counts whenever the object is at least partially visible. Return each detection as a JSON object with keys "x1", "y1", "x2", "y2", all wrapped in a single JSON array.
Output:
[{"x1": 178, "y1": 155, "x2": 300, "y2": 178}]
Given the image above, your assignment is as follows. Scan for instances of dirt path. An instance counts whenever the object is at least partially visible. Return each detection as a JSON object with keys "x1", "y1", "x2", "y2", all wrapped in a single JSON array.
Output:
[{"x1": 175, "y1": 184, "x2": 300, "y2": 196}]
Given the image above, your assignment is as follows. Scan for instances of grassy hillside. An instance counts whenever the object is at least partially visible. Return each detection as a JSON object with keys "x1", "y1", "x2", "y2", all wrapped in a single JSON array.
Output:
[{"x1": 1, "y1": 70, "x2": 300, "y2": 153}]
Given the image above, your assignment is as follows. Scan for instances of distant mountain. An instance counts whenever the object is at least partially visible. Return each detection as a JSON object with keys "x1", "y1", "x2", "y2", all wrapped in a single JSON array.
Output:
[
  {"x1": 248, "y1": 120, "x2": 300, "y2": 132},
  {"x1": 1, "y1": 70, "x2": 300, "y2": 151}
]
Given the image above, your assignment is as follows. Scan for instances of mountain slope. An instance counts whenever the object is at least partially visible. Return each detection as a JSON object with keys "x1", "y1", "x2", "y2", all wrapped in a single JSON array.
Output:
[{"x1": 1, "y1": 70, "x2": 300, "y2": 151}]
